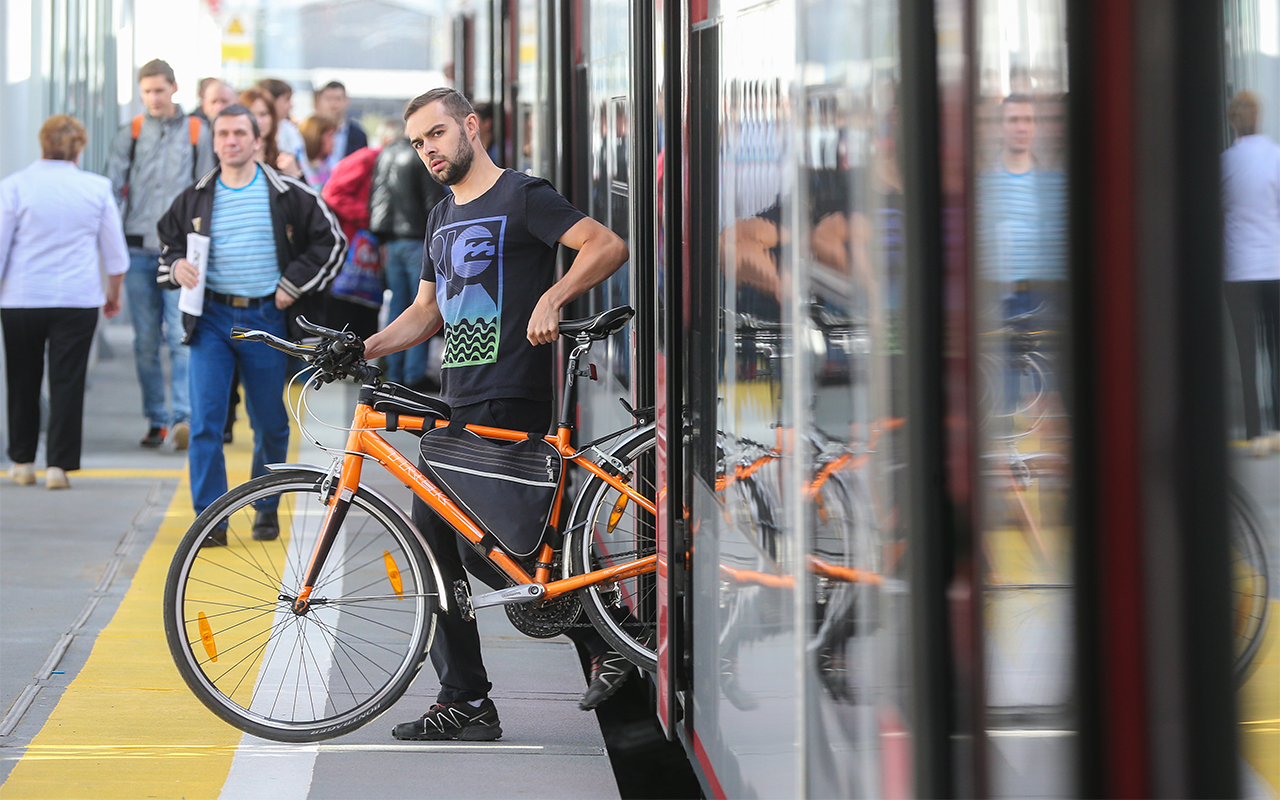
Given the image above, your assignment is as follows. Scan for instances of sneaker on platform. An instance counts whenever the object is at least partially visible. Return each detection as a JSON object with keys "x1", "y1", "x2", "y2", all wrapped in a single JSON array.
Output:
[
  {"x1": 45, "y1": 467, "x2": 70, "y2": 490},
  {"x1": 169, "y1": 421, "x2": 190, "y2": 451},
  {"x1": 140, "y1": 426, "x2": 167, "y2": 448},
  {"x1": 10, "y1": 463, "x2": 35, "y2": 486},
  {"x1": 579, "y1": 650, "x2": 632, "y2": 710},
  {"x1": 392, "y1": 699, "x2": 502, "y2": 741}
]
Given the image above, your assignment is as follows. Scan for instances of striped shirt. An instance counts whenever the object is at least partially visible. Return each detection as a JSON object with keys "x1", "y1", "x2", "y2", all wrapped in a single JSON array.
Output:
[
  {"x1": 976, "y1": 167, "x2": 1068, "y2": 283},
  {"x1": 208, "y1": 167, "x2": 280, "y2": 296}
]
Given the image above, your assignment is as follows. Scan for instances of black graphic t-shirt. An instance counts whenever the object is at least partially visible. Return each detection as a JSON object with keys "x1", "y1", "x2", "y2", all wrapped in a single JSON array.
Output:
[{"x1": 422, "y1": 170, "x2": 585, "y2": 406}]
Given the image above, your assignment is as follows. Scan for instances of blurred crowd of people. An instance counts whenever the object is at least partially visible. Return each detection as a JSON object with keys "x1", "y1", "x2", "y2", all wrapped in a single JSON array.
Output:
[{"x1": 0, "y1": 59, "x2": 447, "y2": 489}]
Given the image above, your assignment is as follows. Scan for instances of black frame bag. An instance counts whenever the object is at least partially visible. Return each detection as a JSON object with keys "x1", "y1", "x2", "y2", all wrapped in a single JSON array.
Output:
[{"x1": 419, "y1": 421, "x2": 563, "y2": 558}]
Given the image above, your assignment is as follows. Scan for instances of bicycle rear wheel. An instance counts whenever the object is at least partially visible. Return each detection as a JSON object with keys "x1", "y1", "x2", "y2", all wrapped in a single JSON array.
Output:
[
  {"x1": 567, "y1": 426, "x2": 658, "y2": 673},
  {"x1": 163, "y1": 470, "x2": 439, "y2": 742}
]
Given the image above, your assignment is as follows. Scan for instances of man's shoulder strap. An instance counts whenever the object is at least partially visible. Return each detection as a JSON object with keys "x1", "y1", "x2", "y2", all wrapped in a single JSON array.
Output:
[{"x1": 129, "y1": 114, "x2": 203, "y2": 178}]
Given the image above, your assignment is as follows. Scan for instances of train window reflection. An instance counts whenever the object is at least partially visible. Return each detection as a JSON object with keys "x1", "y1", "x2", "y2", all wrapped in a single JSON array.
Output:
[
  {"x1": 973, "y1": 0, "x2": 1075, "y2": 796},
  {"x1": 1222, "y1": 4, "x2": 1280, "y2": 792}
]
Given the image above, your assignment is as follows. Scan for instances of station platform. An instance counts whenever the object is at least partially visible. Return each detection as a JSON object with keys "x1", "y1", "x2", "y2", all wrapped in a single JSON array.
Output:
[{"x1": 0, "y1": 319, "x2": 621, "y2": 799}]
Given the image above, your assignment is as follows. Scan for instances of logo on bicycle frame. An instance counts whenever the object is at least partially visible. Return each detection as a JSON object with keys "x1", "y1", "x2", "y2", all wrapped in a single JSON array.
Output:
[{"x1": 430, "y1": 216, "x2": 506, "y2": 368}]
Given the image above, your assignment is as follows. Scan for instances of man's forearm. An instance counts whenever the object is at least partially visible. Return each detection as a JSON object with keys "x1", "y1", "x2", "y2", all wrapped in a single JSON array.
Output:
[
  {"x1": 543, "y1": 235, "x2": 630, "y2": 311},
  {"x1": 365, "y1": 302, "x2": 441, "y2": 359}
]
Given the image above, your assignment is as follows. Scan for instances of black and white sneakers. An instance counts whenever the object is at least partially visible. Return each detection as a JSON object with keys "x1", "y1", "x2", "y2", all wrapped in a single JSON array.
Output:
[
  {"x1": 391, "y1": 698, "x2": 503, "y2": 741},
  {"x1": 579, "y1": 650, "x2": 632, "y2": 710}
]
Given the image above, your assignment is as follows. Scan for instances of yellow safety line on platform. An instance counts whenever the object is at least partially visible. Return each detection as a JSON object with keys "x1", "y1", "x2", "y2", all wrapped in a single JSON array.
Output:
[
  {"x1": 1240, "y1": 598, "x2": 1280, "y2": 795},
  {"x1": 27, "y1": 468, "x2": 187, "y2": 480},
  {"x1": 1, "y1": 408, "x2": 300, "y2": 799}
]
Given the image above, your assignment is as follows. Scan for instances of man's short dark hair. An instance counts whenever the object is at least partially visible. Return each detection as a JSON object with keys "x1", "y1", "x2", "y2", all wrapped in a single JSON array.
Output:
[
  {"x1": 321, "y1": 81, "x2": 347, "y2": 95},
  {"x1": 215, "y1": 104, "x2": 261, "y2": 139},
  {"x1": 138, "y1": 59, "x2": 176, "y2": 85},
  {"x1": 404, "y1": 88, "x2": 475, "y2": 125},
  {"x1": 473, "y1": 101, "x2": 494, "y2": 122},
  {"x1": 1003, "y1": 93, "x2": 1035, "y2": 108}
]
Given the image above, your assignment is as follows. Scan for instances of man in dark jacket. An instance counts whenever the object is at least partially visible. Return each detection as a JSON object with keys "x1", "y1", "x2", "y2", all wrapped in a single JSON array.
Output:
[
  {"x1": 158, "y1": 105, "x2": 345, "y2": 539},
  {"x1": 368, "y1": 122, "x2": 447, "y2": 386}
]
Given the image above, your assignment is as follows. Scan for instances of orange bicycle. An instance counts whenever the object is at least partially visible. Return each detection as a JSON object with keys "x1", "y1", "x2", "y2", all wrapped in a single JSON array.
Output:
[{"x1": 162, "y1": 306, "x2": 657, "y2": 742}]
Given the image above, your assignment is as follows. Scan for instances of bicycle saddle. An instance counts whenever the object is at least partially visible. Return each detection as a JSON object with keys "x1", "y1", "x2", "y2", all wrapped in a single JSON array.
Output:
[
  {"x1": 559, "y1": 305, "x2": 635, "y2": 340},
  {"x1": 370, "y1": 382, "x2": 452, "y2": 421}
]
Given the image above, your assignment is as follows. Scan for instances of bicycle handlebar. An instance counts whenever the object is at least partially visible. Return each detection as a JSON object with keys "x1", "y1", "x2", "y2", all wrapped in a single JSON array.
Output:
[{"x1": 231, "y1": 316, "x2": 382, "y2": 386}]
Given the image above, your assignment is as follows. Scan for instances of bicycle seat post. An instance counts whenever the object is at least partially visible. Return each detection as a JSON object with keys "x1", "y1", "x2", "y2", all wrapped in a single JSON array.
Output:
[{"x1": 558, "y1": 334, "x2": 594, "y2": 431}]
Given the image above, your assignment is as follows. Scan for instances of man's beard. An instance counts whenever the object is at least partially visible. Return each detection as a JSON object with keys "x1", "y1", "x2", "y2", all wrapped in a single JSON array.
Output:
[{"x1": 433, "y1": 136, "x2": 476, "y2": 186}]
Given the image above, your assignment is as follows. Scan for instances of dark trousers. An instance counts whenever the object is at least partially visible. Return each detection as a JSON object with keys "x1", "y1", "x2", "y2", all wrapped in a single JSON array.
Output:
[
  {"x1": 1225, "y1": 280, "x2": 1280, "y2": 439},
  {"x1": 1, "y1": 307, "x2": 99, "y2": 470},
  {"x1": 412, "y1": 397, "x2": 609, "y2": 704}
]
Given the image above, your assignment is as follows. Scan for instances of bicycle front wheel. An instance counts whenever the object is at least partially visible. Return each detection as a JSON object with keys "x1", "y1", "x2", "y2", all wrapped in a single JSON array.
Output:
[
  {"x1": 567, "y1": 425, "x2": 658, "y2": 673},
  {"x1": 163, "y1": 470, "x2": 439, "y2": 742}
]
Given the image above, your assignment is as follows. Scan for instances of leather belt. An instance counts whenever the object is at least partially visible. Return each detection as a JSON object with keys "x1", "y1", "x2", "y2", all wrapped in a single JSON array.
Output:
[{"x1": 206, "y1": 289, "x2": 275, "y2": 308}]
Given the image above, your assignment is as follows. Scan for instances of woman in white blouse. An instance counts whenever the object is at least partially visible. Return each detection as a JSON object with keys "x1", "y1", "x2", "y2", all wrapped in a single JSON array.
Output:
[
  {"x1": 0, "y1": 115, "x2": 130, "y2": 489},
  {"x1": 1222, "y1": 91, "x2": 1280, "y2": 456}
]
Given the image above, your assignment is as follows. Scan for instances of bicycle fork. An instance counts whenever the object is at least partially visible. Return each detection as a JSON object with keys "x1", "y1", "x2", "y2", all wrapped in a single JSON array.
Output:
[{"x1": 291, "y1": 449, "x2": 366, "y2": 615}]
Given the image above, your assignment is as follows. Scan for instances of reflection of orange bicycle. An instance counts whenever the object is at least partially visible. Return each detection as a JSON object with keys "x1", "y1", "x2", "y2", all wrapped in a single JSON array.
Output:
[{"x1": 162, "y1": 307, "x2": 658, "y2": 742}]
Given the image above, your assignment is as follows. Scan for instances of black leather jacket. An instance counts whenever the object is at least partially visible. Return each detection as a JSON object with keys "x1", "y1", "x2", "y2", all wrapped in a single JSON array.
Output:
[{"x1": 368, "y1": 137, "x2": 447, "y2": 241}]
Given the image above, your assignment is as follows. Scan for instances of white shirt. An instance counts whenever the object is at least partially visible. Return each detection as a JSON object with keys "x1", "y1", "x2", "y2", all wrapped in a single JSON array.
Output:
[
  {"x1": 0, "y1": 159, "x2": 130, "y2": 308},
  {"x1": 1222, "y1": 134, "x2": 1280, "y2": 282}
]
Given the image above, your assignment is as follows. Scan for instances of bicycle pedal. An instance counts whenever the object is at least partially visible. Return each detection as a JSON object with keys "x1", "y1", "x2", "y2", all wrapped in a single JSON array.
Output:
[{"x1": 454, "y1": 580, "x2": 475, "y2": 621}]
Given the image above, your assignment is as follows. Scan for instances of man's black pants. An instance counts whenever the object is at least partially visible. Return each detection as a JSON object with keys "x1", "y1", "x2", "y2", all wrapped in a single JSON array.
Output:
[{"x1": 411, "y1": 396, "x2": 610, "y2": 704}]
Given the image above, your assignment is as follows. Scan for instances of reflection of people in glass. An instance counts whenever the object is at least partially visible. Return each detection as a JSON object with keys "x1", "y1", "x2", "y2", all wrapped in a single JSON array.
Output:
[
  {"x1": 977, "y1": 94, "x2": 1068, "y2": 322},
  {"x1": 1222, "y1": 91, "x2": 1280, "y2": 456},
  {"x1": 977, "y1": 94, "x2": 1068, "y2": 422}
]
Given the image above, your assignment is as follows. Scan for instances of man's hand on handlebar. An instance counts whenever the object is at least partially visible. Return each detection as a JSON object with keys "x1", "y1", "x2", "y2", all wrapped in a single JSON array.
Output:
[{"x1": 230, "y1": 316, "x2": 381, "y2": 386}]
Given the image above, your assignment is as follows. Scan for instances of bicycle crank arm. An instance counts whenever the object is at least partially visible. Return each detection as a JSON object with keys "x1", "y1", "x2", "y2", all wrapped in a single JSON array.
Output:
[{"x1": 470, "y1": 583, "x2": 546, "y2": 611}]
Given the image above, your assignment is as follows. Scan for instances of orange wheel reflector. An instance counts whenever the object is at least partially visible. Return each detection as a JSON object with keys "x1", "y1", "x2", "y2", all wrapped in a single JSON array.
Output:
[
  {"x1": 197, "y1": 612, "x2": 218, "y2": 662},
  {"x1": 384, "y1": 551, "x2": 404, "y2": 595},
  {"x1": 607, "y1": 494, "x2": 629, "y2": 533}
]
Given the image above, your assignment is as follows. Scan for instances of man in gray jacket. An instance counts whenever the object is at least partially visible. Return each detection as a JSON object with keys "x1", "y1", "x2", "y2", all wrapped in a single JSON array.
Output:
[{"x1": 106, "y1": 59, "x2": 214, "y2": 449}]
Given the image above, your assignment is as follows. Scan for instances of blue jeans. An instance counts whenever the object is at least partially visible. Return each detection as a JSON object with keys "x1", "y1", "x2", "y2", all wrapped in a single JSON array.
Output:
[
  {"x1": 382, "y1": 238, "x2": 431, "y2": 384},
  {"x1": 127, "y1": 249, "x2": 189, "y2": 427},
  {"x1": 187, "y1": 298, "x2": 291, "y2": 515}
]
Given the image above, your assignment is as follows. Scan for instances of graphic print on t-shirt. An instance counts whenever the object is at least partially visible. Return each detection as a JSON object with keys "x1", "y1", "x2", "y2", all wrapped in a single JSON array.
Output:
[{"x1": 430, "y1": 215, "x2": 506, "y2": 367}]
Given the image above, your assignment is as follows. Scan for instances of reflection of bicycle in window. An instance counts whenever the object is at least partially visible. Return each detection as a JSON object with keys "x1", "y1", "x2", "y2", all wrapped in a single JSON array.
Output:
[
  {"x1": 162, "y1": 307, "x2": 659, "y2": 742},
  {"x1": 711, "y1": 307, "x2": 895, "y2": 706},
  {"x1": 977, "y1": 308, "x2": 1272, "y2": 696},
  {"x1": 1229, "y1": 480, "x2": 1271, "y2": 683}
]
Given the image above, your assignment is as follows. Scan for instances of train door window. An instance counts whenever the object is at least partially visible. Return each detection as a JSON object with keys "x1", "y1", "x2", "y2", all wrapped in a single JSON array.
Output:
[
  {"x1": 796, "y1": 0, "x2": 910, "y2": 795},
  {"x1": 971, "y1": 0, "x2": 1075, "y2": 796},
  {"x1": 1222, "y1": 3, "x2": 1280, "y2": 794},
  {"x1": 572, "y1": 0, "x2": 633, "y2": 440}
]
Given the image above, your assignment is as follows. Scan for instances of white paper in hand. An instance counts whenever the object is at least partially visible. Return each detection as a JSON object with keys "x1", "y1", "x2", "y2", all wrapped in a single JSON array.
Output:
[{"x1": 178, "y1": 233, "x2": 211, "y2": 316}]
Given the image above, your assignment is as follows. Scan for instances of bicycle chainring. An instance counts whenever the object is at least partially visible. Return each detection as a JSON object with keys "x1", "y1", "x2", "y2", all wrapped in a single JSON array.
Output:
[{"x1": 505, "y1": 592, "x2": 584, "y2": 638}]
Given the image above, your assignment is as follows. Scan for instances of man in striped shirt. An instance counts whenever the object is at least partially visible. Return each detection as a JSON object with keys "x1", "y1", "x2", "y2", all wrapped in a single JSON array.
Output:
[
  {"x1": 976, "y1": 94, "x2": 1068, "y2": 319},
  {"x1": 158, "y1": 105, "x2": 345, "y2": 541}
]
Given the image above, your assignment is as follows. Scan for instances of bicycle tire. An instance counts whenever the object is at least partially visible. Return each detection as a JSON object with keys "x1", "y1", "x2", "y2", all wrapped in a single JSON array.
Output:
[
  {"x1": 1229, "y1": 480, "x2": 1271, "y2": 683},
  {"x1": 566, "y1": 425, "x2": 659, "y2": 673},
  {"x1": 163, "y1": 470, "x2": 439, "y2": 742}
]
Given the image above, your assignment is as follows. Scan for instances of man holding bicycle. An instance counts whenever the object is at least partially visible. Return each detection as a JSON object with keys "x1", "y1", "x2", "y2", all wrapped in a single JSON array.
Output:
[
  {"x1": 363, "y1": 88, "x2": 630, "y2": 741},
  {"x1": 158, "y1": 104, "x2": 345, "y2": 543}
]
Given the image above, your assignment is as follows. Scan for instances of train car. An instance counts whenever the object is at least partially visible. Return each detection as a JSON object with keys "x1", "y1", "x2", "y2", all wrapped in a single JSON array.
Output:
[{"x1": 450, "y1": 0, "x2": 1278, "y2": 796}]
